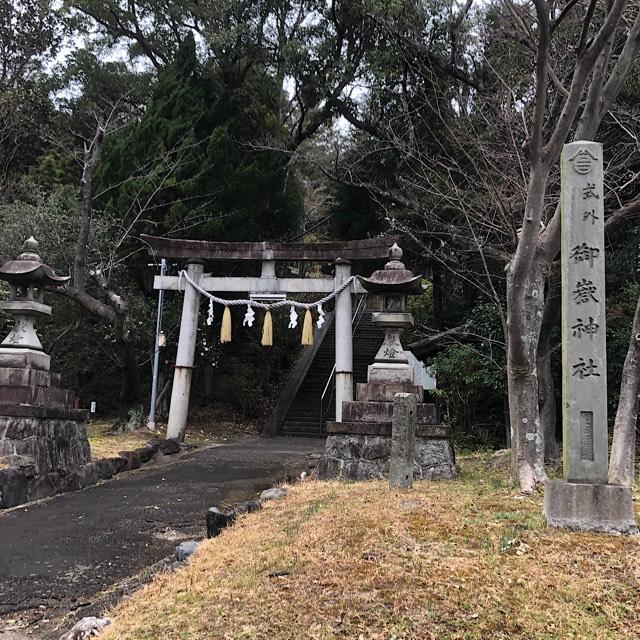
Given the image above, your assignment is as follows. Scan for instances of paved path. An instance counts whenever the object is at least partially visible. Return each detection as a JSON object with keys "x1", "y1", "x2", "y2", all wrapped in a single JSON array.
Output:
[{"x1": 0, "y1": 436, "x2": 324, "y2": 639}]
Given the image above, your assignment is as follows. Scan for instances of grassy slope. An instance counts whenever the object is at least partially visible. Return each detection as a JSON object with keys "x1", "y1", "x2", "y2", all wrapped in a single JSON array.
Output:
[
  {"x1": 100, "y1": 456, "x2": 640, "y2": 640},
  {"x1": 86, "y1": 421, "x2": 158, "y2": 459},
  {"x1": 86, "y1": 415, "x2": 257, "y2": 460}
]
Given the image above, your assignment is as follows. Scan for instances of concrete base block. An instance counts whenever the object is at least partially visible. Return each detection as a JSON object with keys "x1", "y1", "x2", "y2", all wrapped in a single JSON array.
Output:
[
  {"x1": 356, "y1": 382, "x2": 423, "y2": 402},
  {"x1": 0, "y1": 348, "x2": 50, "y2": 371},
  {"x1": 342, "y1": 400, "x2": 437, "y2": 424},
  {"x1": 543, "y1": 480, "x2": 638, "y2": 535},
  {"x1": 367, "y1": 362, "x2": 413, "y2": 383},
  {"x1": 326, "y1": 421, "x2": 449, "y2": 438}
]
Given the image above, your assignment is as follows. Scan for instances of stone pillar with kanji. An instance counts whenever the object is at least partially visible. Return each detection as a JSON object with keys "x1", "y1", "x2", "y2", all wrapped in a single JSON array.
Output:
[{"x1": 543, "y1": 142, "x2": 637, "y2": 534}]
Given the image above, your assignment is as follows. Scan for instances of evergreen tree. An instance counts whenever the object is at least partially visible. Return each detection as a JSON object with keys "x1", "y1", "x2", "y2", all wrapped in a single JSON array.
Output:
[{"x1": 95, "y1": 35, "x2": 303, "y2": 242}]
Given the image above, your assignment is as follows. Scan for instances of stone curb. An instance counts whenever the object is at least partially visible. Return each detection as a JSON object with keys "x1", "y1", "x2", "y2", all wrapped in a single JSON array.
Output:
[
  {"x1": 206, "y1": 486, "x2": 290, "y2": 539},
  {"x1": 171, "y1": 487, "x2": 291, "y2": 570}
]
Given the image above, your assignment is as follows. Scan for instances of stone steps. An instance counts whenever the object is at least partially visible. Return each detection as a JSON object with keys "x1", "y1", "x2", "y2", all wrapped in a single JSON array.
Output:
[{"x1": 280, "y1": 310, "x2": 383, "y2": 436}]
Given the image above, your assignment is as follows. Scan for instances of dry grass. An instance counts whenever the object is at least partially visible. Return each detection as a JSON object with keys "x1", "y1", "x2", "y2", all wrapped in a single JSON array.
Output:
[
  {"x1": 86, "y1": 417, "x2": 240, "y2": 460},
  {"x1": 101, "y1": 455, "x2": 640, "y2": 640},
  {"x1": 86, "y1": 421, "x2": 161, "y2": 459}
]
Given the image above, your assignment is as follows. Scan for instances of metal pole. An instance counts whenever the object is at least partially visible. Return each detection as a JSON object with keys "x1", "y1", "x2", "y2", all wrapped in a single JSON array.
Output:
[{"x1": 147, "y1": 258, "x2": 166, "y2": 431}]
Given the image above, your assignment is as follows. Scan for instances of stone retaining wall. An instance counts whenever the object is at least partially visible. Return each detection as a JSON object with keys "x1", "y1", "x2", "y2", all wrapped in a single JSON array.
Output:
[
  {"x1": 0, "y1": 416, "x2": 90, "y2": 473},
  {"x1": 0, "y1": 439, "x2": 180, "y2": 509}
]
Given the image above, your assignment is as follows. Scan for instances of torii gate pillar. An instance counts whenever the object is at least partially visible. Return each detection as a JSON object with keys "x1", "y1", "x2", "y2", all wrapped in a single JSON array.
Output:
[
  {"x1": 334, "y1": 259, "x2": 353, "y2": 421},
  {"x1": 166, "y1": 261, "x2": 204, "y2": 441}
]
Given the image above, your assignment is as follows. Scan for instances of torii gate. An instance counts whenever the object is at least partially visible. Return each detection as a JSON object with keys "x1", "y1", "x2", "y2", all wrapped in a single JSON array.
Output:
[{"x1": 143, "y1": 234, "x2": 397, "y2": 441}]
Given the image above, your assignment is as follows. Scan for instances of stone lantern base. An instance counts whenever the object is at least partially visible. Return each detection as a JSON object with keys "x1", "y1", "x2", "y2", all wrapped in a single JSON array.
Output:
[
  {"x1": 0, "y1": 347, "x2": 50, "y2": 371},
  {"x1": 0, "y1": 237, "x2": 92, "y2": 508},
  {"x1": 0, "y1": 367, "x2": 90, "y2": 474},
  {"x1": 316, "y1": 381, "x2": 456, "y2": 481},
  {"x1": 316, "y1": 433, "x2": 456, "y2": 481}
]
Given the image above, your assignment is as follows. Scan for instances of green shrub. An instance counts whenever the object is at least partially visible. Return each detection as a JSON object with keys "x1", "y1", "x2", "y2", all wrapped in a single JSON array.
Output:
[{"x1": 430, "y1": 303, "x2": 506, "y2": 448}]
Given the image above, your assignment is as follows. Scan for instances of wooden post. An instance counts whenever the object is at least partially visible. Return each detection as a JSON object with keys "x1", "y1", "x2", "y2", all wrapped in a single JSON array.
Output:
[
  {"x1": 166, "y1": 262, "x2": 204, "y2": 441},
  {"x1": 334, "y1": 259, "x2": 353, "y2": 422}
]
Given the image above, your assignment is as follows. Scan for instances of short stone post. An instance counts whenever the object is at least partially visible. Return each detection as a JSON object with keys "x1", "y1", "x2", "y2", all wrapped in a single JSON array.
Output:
[
  {"x1": 334, "y1": 258, "x2": 353, "y2": 422},
  {"x1": 166, "y1": 261, "x2": 204, "y2": 442},
  {"x1": 389, "y1": 393, "x2": 417, "y2": 489}
]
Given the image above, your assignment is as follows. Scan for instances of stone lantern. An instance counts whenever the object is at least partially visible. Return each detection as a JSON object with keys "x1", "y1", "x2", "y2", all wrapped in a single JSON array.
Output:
[
  {"x1": 358, "y1": 243, "x2": 424, "y2": 384},
  {"x1": 0, "y1": 238, "x2": 90, "y2": 498},
  {"x1": 317, "y1": 242, "x2": 456, "y2": 482},
  {"x1": 0, "y1": 237, "x2": 69, "y2": 372}
]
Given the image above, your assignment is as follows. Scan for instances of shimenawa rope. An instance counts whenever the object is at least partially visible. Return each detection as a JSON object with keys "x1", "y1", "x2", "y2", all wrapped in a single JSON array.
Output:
[
  {"x1": 179, "y1": 269, "x2": 356, "y2": 345},
  {"x1": 179, "y1": 270, "x2": 355, "y2": 310}
]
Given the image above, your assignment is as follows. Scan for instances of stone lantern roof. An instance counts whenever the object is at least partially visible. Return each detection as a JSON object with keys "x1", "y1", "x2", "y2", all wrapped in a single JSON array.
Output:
[
  {"x1": 358, "y1": 243, "x2": 424, "y2": 295},
  {"x1": 0, "y1": 237, "x2": 70, "y2": 372},
  {"x1": 0, "y1": 237, "x2": 69, "y2": 288}
]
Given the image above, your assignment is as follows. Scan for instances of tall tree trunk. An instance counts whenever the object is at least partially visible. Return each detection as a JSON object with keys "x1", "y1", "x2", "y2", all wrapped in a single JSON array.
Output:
[
  {"x1": 502, "y1": 0, "x2": 637, "y2": 492},
  {"x1": 608, "y1": 294, "x2": 640, "y2": 486},
  {"x1": 74, "y1": 128, "x2": 104, "y2": 290},
  {"x1": 507, "y1": 263, "x2": 548, "y2": 492},
  {"x1": 506, "y1": 161, "x2": 551, "y2": 493},
  {"x1": 503, "y1": 389, "x2": 511, "y2": 448},
  {"x1": 537, "y1": 350, "x2": 559, "y2": 461},
  {"x1": 65, "y1": 122, "x2": 141, "y2": 430}
]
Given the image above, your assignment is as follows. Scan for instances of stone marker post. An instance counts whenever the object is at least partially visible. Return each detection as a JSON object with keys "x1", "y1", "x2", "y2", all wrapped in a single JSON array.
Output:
[
  {"x1": 543, "y1": 141, "x2": 637, "y2": 534},
  {"x1": 560, "y1": 141, "x2": 608, "y2": 482},
  {"x1": 389, "y1": 393, "x2": 417, "y2": 489}
]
